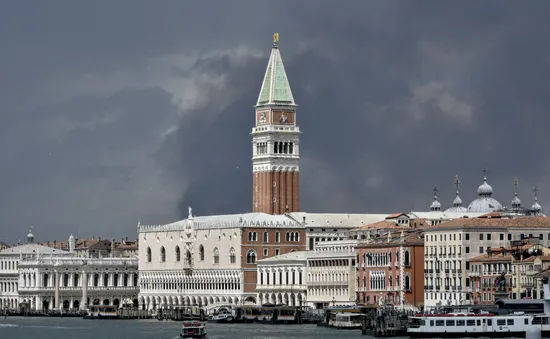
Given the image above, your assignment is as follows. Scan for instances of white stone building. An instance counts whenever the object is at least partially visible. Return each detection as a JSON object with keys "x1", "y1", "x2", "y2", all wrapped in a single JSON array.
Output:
[
  {"x1": 423, "y1": 215, "x2": 550, "y2": 307},
  {"x1": 0, "y1": 231, "x2": 138, "y2": 312},
  {"x1": 256, "y1": 251, "x2": 307, "y2": 307},
  {"x1": 137, "y1": 210, "x2": 304, "y2": 311},
  {"x1": 255, "y1": 239, "x2": 358, "y2": 309}
]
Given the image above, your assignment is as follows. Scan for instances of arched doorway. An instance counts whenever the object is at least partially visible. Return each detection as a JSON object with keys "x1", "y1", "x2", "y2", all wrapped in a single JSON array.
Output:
[
  {"x1": 42, "y1": 299, "x2": 49, "y2": 311},
  {"x1": 62, "y1": 300, "x2": 70, "y2": 310},
  {"x1": 73, "y1": 300, "x2": 80, "y2": 309}
]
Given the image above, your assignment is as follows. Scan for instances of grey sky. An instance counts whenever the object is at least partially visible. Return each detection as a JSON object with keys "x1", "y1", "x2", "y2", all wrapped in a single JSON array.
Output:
[{"x1": 1, "y1": 1, "x2": 549, "y2": 243}]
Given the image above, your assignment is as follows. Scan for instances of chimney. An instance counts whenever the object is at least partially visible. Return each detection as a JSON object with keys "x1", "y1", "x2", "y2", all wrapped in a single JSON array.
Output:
[{"x1": 302, "y1": 216, "x2": 306, "y2": 225}]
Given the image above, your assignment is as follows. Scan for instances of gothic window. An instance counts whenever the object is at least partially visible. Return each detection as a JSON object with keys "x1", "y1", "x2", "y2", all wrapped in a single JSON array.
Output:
[
  {"x1": 263, "y1": 231, "x2": 269, "y2": 243},
  {"x1": 123, "y1": 273, "x2": 129, "y2": 287},
  {"x1": 246, "y1": 250, "x2": 257, "y2": 264},
  {"x1": 286, "y1": 232, "x2": 290, "y2": 242},
  {"x1": 199, "y1": 245, "x2": 205, "y2": 261},
  {"x1": 160, "y1": 246, "x2": 166, "y2": 262},
  {"x1": 213, "y1": 247, "x2": 220, "y2": 264},
  {"x1": 103, "y1": 274, "x2": 108, "y2": 287},
  {"x1": 93, "y1": 274, "x2": 99, "y2": 287},
  {"x1": 253, "y1": 232, "x2": 258, "y2": 241},
  {"x1": 284, "y1": 142, "x2": 288, "y2": 154},
  {"x1": 278, "y1": 142, "x2": 283, "y2": 154},
  {"x1": 133, "y1": 273, "x2": 138, "y2": 286},
  {"x1": 289, "y1": 142, "x2": 294, "y2": 154},
  {"x1": 290, "y1": 233, "x2": 295, "y2": 242},
  {"x1": 73, "y1": 274, "x2": 79, "y2": 287},
  {"x1": 113, "y1": 273, "x2": 119, "y2": 287},
  {"x1": 62, "y1": 273, "x2": 69, "y2": 287},
  {"x1": 185, "y1": 250, "x2": 192, "y2": 265},
  {"x1": 295, "y1": 232, "x2": 300, "y2": 242},
  {"x1": 404, "y1": 250, "x2": 410, "y2": 266},
  {"x1": 146, "y1": 247, "x2": 152, "y2": 263},
  {"x1": 230, "y1": 247, "x2": 236, "y2": 264},
  {"x1": 274, "y1": 142, "x2": 278, "y2": 154},
  {"x1": 405, "y1": 276, "x2": 410, "y2": 290},
  {"x1": 275, "y1": 232, "x2": 280, "y2": 243},
  {"x1": 175, "y1": 246, "x2": 181, "y2": 262},
  {"x1": 43, "y1": 274, "x2": 49, "y2": 287}
]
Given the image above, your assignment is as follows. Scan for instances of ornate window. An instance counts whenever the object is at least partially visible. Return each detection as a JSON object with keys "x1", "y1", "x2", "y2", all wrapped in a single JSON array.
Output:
[
  {"x1": 175, "y1": 246, "x2": 181, "y2": 262},
  {"x1": 246, "y1": 249, "x2": 257, "y2": 264},
  {"x1": 63, "y1": 273, "x2": 69, "y2": 287},
  {"x1": 230, "y1": 247, "x2": 236, "y2": 264},
  {"x1": 146, "y1": 247, "x2": 152, "y2": 262},
  {"x1": 263, "y1": 231, "x2": 269, "y2": 243},
  {"x1": 404, "y1": 250, "x2": 410, "y2": 266},
  {"x1": 103, "y1": 273, "x2": 108, "y2": 287},
  {"x1": 199, "y1": 245, "x2": 205, "y2": 261},
  {"x1": 160, "y1": 246, "x2": 166, "y2": 262},
  {"x1": 213, "y1": 247, "x2": 220, "y2": 264},
  {"x1": 275, "y1": 232, "x2": 280, "y2": 243},
  {"x1": 113, "y1": 273, "x2": 119, "y2": 287}
]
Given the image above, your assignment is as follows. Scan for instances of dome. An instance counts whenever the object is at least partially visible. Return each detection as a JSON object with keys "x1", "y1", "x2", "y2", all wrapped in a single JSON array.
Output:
[
  {"x1": 467, "y1": 169, "x2": 502, "y2": 213},
  {"x1": 430, "y1": 186, "x2": 441, "y2": 211},
  {"x1": 511, "y1": 195, "x2": 521, "y2": 207},
  {"x1": 531, "y1": 185, "x2": 542, "y2": 214},
  {"x1": 445, "y1": 175, "x2": 468, "y2": 213},
  {"x1": 532, "y1": 201, "x2": 542, "y2": 212}
]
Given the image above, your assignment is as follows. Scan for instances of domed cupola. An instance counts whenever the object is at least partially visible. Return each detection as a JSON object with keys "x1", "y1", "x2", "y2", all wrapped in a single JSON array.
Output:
[
  {"x1": 27, "y1": 225, "x2": 34, "y2": 244},
  {"x1": 531, "y1": 185, "x2": 542, "y2": 215},
  {"x1": 511, "y1": 177, "x2": 522, "y2": 210},
  {"x1": 430, "y1": 186, "x2": 442, "y2": 211},
  {"x1": 445, "y1": 175, "x2": 468, "y2": 213},
  {"x1": 467, "y1": 167, "x2": 503, "y2": 213}
]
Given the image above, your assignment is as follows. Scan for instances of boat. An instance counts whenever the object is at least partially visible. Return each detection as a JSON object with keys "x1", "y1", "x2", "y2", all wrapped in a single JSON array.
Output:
[
  {"x1": 332, "y1": 312, "x2": 362, "y2": 329},
  {"x1": 83, "y1": 305, "x2": 119, "y2": 319},
  {"x1": 179, "y1": 306, "x2": 207, "y2": 338},
  {"x1": 180, "y1": 320, "x2": 207, "y2": 338},
  {"x1": 408, "y1": 277, "x2": 550, "y2": 338}
]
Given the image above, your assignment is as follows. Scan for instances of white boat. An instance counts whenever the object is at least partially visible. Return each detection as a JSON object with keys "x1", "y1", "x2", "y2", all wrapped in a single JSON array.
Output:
[
  {"x1": 180, "y1": 320, "x2": 206, "y2": 338},
  {"x1": 83, "y1": 305, "x2": 119, "y2": 320},
  {"x1": 408, "y1": 277, "x2": 550, "y2": 338},
  {"x1": 333, "y1": 312, "x2": 362, "y2": 329}
]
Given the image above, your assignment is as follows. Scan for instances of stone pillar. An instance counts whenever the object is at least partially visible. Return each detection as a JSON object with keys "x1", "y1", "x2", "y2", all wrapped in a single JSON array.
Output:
[
  {"x1": 81, "y1": 271, "x2": 88, "y2": 310},
  {"x1": 54, "y1": 270, "x2": 60, "y2": 309}
]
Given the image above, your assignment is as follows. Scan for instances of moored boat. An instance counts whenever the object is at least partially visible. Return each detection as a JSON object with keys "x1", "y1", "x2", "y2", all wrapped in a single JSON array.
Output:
[
  {"x1": 83, "y1": 305, "x2": 119, "y2": 320},
  {"x1": 180, "y1": 320, "x2": 207, "y2": 338}
]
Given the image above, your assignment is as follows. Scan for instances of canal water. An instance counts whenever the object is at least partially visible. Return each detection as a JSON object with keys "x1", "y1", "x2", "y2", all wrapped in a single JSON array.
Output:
[{"x1": 0, "y1": 317, "x2": 378, "y2": 339}]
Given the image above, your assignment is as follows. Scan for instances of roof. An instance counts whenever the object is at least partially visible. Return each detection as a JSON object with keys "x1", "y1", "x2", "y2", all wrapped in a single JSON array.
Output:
[
  {"x1": 140, "y1": 212, "x2": 300, "y2": 233},
  {"x1": 0, "y1": 243, "x2": 69, "y2": 255},
  {"x1": 354, "y1": 220, "x2": 409, "y2": 231},
  {"x1": 256, "y1": 37, "x2": 295, "y2": 106},
  {"x1": 258, "y1": 250, "x2": 309, "y2": 263},
  {"x1": 409, "y1": 211, "x2": 484, "y2": 220},
  {"x1": 356, "y1": 230, "x2": 425, "y2": 248},
  {"x1": 427, "y1": 216, "x2": 550, "y2": 230},
  {"x1": 289, "y1": 212, "x2": 388, "y2": 229}
]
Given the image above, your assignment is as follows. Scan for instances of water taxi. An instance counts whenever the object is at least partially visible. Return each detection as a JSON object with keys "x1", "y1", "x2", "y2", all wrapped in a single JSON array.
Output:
[
  {"x1": 180, "y1": 320, "x2": 207, "y2": 338},
  {"x1": 83, "y1": 305, "x2": 119, "y2": 320}
]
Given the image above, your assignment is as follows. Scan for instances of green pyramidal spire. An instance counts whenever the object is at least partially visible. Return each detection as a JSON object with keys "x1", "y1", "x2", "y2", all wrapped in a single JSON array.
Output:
[{"x1": 256, "y1": 33, "x2": 296, "y2": 107}]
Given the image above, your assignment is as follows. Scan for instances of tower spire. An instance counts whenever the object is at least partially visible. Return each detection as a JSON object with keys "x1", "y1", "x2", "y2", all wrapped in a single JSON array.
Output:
[
  {"x1": 453, "y1": 175, "x2": 464, "y2": 208},
  {"x1": 252, "y1": 34, "x2": 301, "y2": 214},
  {"x1": 256, "y1": 33, "x2": 295, "y2": 107},
  {"x1": 430, "y1": 186, "x2": 441, "y2": 211}
]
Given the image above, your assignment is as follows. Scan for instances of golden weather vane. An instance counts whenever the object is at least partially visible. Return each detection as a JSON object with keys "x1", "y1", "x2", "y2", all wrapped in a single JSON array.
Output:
[{"x1": 273, "y1": 32, "x2": 279, "y2": 44}]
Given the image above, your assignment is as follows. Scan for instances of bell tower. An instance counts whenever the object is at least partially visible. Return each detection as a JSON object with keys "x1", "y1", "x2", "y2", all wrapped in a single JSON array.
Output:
[{"x1": 252, "y1": 33, "x2": 300, "y2": 214}]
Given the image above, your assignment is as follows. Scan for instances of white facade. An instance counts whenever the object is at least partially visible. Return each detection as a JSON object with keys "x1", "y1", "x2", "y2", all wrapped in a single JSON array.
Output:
[
  {"x1": 138, "y1": 210, "x2": 301, "y2": 310},
  {"x1": 18, "y1": 256, "x2": 138, "y2": 311},
  {"x1": 256, "y1": 251, "x2": 307, "y2": 306},
  {"x1": 307, "y1": 240, "x2": 357, "y2": 308},
  {"x1": 424, "y1": 219, "x2": 550, "y2": 307}
]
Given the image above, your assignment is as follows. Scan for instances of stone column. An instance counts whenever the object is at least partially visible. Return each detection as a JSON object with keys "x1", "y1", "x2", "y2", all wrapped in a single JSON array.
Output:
[
  {"x1": 81, "y1": 271, "x2": 88, "y2": 310},
  {"x1": 54, "y1": 270, "x2": 60, "y2": 309}
]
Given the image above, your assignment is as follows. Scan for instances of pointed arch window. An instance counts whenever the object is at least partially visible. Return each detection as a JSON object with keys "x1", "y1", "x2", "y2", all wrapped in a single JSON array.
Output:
[
  {"x1": 405, "y1": 276, "x2": 411, "y2": 290},
  {"x1": 146, "y1": 247, "x2": 152, "y2": 263},
  {"x1": 246, "y1": 249, "x2": 257, "y2": 264},
  {"x1": 175, "y1": 246, "x2": 181, "y2": 262},
  {"x1": 263, "y1": 231, "x2": 269, "y2": 243},
  {"x1": 275, "y1": 232, "x2": 280, "y2": 243},
  {"x1": 43, "y1": 273, "x2": 49, "y2": 287},
  {"x1": 160, "y1": 246, "x2": 166, "y2": 262},
  {"x1": 213, "y1": 247, "x2": 220, "y2": 264},
  {"x1": 185, "y1": 250, "x2": 192, "y2": 265},
  {"x1": 199, "y1": 245, "x2": 205, "y2": 261},
  {"x1": 404, "y1": 250, "x2": 410, "y2": 266},
  {"x1": 230, "y1": 247, "x2": 236, "y2": 264}
]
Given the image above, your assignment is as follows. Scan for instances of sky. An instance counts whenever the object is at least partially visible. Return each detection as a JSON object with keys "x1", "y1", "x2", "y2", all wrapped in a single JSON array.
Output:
[{"x1": 1, "y1": 1, "x2": 550, "y2": 243}]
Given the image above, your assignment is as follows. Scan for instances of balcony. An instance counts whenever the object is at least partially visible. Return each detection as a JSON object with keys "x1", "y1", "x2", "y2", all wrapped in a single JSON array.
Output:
[
  {"x1": 18, "y1": 286, "x2": 138, "y2": 292},
  {"x1": 257, "y1": 284, "x2": 307, "y2": 291}
]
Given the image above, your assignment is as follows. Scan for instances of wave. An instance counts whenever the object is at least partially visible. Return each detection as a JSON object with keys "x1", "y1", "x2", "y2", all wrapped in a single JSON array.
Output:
[{"x1": 0, "y1": 324, "x2": 19, "y2": 328}]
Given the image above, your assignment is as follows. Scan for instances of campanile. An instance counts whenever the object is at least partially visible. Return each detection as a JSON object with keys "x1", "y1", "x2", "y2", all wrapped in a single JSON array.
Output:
[{"x1": 252, "y1": 33, "x2": 300, "y2": 214}]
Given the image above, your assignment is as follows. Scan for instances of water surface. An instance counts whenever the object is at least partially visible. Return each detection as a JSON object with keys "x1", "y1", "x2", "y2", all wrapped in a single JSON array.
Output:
[{"x1": 0, "y1": 317, "x2": 367, "y2": 339}]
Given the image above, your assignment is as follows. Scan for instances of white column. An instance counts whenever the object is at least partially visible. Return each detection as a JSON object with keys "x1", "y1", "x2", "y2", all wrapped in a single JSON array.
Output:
[
  {"x1": 81, "y1": 271, "x2": 88, "y2": 310},
  {"x1": 54, "y1": 270, "x2": 60, "y2": 309}
]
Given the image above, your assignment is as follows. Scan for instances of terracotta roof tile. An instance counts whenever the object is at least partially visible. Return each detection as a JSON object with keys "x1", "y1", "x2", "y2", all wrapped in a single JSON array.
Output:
[{"x1": 431, "y1": 216, "x2": 550, "y2": 229}]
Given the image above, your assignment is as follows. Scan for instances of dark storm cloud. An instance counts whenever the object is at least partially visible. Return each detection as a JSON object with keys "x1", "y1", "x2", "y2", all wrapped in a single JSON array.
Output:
[{"x1": 1, "y1": 1, "x2": 549, "y2": 243}]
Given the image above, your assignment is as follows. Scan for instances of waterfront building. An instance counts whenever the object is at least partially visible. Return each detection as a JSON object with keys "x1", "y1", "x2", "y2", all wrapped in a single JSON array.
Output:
[
  {"x1": 306, "y1": 240, "x2": 357, "y2": 308},
  {"x1": 469, "y1": 239, "x2": 550, "y2": 303},
  {"x1": 355, "y1": 230, "x2": 425, "y2": 308},
  {"x1": 423, "y1": 215, "x2": 550, "y2": 307},
  {"x1": 0, "y1": 230, "x2": 138, "y2": 312},
  {"x1": 137, "y1": 210, "x2": 305, "y2": 310}
]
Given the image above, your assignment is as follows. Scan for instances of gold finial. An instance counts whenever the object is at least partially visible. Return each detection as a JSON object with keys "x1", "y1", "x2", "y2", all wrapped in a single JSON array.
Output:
[{"x1": 273, "y1": 32, "x2": 279, "y2": 44}]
